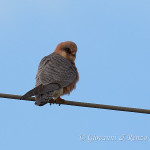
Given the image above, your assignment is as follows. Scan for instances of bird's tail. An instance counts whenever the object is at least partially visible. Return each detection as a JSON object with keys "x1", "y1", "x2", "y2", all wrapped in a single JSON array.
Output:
[
  {"x1": 35, "y1": 92, "x2": 53, "y2": 106},
  {"x1": 20, "y1": 83, "x2": 61, "y2": 100},
  {"x1": 20, "y1": 83, "x2": 61, "y2": 106},
  {"x1": 20, "y1": 84, "x2": 45, "y2": 100}
]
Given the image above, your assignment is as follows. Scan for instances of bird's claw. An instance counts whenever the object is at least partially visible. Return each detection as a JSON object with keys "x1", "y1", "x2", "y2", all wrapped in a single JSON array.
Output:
[{"x1": 55, "y1": 97, "x2": 65, "y2": 106}]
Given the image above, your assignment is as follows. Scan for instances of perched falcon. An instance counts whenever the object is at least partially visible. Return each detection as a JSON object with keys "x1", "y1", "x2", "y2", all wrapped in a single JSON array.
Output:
[{"x1": 21, "y1": 41, "x2": 79, "y2": 106}]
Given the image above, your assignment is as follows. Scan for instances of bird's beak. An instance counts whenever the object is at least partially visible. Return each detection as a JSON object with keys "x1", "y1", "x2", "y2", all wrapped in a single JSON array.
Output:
[{"x1": 72, "y1": 52, "x2": 76, "y2": 57}]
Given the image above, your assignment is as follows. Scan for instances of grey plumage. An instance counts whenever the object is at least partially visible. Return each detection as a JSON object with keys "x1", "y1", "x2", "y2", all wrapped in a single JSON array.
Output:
[{"x1": 21, "y1": 53, "x2": 77, "y2": 106}]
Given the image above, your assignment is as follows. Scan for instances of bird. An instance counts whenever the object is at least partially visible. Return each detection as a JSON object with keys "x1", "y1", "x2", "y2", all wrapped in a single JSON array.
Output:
[{"x1": 21, "y1": 41, "x2": 79, "y2": 106}]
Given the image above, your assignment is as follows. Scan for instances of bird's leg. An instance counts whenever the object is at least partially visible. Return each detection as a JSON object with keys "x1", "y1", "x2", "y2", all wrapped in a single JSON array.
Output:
[
  {"x1": 55, "y1": 97, "x2": 65, "y2": 106},
  {"x1": 49, "y1": 98, "x2": 55, "y2": 105}
]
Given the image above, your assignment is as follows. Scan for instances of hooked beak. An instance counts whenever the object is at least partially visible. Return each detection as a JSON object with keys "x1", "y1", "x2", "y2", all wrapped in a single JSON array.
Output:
[{"x1": 72, "y1": 51, "x2": 76, "y2": 57}]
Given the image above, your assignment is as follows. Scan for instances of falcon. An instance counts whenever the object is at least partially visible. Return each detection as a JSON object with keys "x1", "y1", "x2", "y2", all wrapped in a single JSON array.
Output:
[{"x1": 21, "y1": 41, "x2": 79, "y2": 106}]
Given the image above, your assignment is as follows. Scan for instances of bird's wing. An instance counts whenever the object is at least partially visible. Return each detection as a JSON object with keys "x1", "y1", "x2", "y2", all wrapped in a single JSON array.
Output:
[
  {"x1": 36, "y1": 53, "x2": 77, "y2": 86},
  {"x1": 21, "y1": 53, "x2": 77, "y2": 99}
]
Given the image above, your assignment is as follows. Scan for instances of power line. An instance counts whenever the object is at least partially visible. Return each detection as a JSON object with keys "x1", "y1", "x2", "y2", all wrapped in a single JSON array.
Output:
[{"x1": 0, "y1": 93, "x2": 150, "y2": 114}]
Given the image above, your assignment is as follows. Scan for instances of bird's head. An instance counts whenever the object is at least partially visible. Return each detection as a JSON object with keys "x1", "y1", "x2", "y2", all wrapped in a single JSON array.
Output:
[{"x1": 54, "y1": 41, "x2": 77, "y2": 63}]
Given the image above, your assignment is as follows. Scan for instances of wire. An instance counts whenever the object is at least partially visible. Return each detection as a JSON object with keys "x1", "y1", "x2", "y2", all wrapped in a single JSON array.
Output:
[{"x1": 0, "y1": 93, "x2": 150, "y2": 114}]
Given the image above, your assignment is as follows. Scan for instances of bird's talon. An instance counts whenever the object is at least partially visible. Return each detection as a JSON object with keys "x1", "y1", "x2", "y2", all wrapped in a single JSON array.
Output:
[{"x1": 55, "y1": 97, "x2": 65, "y2": 106}]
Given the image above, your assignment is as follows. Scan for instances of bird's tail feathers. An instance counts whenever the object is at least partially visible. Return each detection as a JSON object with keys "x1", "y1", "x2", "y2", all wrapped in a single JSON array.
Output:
[{"x1": 20, "y1": 83, "x2": 61, "y2": 100}]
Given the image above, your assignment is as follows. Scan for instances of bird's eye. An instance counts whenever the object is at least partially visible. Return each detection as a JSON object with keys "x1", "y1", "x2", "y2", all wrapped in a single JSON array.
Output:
[{"x1": 64, "y1": 48, "x2": 71, "y2": 54}]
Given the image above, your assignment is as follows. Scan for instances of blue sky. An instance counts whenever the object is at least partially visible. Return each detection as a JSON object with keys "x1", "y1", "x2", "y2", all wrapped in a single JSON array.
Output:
[{"x1": 0, "y1": 0, "x2": 150, "y2": 149}]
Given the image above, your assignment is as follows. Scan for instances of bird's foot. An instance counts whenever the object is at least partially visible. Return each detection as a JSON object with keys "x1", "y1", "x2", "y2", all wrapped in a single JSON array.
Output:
[
  {"x1": 49, "y1": 98, "x2": 55, "y2": 105},
  {"x1": 55, "y1": 97, "x2": 65, "y2": 106}
]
